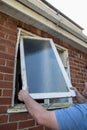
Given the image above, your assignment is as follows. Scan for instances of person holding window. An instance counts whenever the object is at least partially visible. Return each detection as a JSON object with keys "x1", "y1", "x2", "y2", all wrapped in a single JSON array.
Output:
[{"x1": 18, "y1": 82, "x2": 87, "y2": 130}]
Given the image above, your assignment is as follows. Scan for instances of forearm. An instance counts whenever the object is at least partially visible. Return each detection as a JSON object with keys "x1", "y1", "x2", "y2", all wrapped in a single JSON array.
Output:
[
  {"x1": 23, "y1": 95, "x2": 47, "y2": 123},
  {"x1": 18, "y1": 90, "x2": 58, "y2": 130},
  {"x1": 24, "y1": 95, "x2": 58, "y2": 129}
]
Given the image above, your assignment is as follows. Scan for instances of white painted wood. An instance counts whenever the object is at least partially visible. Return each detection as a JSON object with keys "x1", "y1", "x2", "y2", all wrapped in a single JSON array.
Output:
[
  {"x1": 20, "y1": 38, "x2": 27, "y2": 90},
  {"x1": 20, "y1": 36, "x2": 76, "y2": 99}
]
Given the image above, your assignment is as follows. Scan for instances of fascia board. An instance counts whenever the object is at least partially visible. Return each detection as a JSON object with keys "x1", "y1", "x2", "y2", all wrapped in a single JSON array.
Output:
[
  {"x1": 17, "y1": 0, "x2": 87, "y2": 42},
  {"x1": 0, "y1": 0, "x2": 87, "y2": 53}
]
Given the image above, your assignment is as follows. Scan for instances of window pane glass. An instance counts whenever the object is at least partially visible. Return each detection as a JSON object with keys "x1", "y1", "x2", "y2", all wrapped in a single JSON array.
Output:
[{"x1": 23, "y1": 38, "x2": 69, "y2": 93}]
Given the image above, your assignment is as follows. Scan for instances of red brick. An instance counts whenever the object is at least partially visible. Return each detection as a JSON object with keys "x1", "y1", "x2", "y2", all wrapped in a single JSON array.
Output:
[
  {"x1": 0, "y1": 66, "x2": 13, "y2": 74},
  {"x1": 0, "y1": 115, "x2": 8, "y2": 123},
  {"x1": 4, "y1": 17, "x2": 17, "y2": 30},
  {"x1": 36, "y1": 29, "x2": 41, "y2": 36},
  {"x1": 0, "y1": 105, "x2": 7, "y2": 114},
  {"x1": 0, "y1": 73, "x2": 4, "y2": 80},
  {"x1": 7, "y1": 47, "x2": 15, "y2": 54},
  {"x1": 3, "y1": 89, "x2": 12, "y2": 97},
  {"x1": 4, "y1": 34, "x2": 9, "y2": 40},
  {"x1": 29, "y1": 126, "x2": 44, "y2": 130},
  {"x1": 19, "y1": 120, "x2": 35, "y2": 129},
  {"x1": 0, "y1": 14, "x2": 7, "y2": 25},
  {"x1": 0, "y1": 52, "x2": 14, "y2": 60},
  {"x1": 30, "y1": 26, "x2": 37, "y2": 34},
  {"x1": 0, "y1": 45, "x2": 6, "y2": 52},
  {"x1": 0, "y1": 32, "x2": 5, "y2": 38},
  {"x1": 8, "y1": 35, "x2": 17, "y2": 41},
  {"x1": 0, "y1": 123, "x2": 17, "y2": 130},
  {"x1": 4, "y1": 74, "x2": 13, "y2": 81},
  {"x1": 0, "y1": 25, "x2": 17, "y2": 36},
  {"x1": 6, "y1": 60, "x2": 14, "y2": 67},
  {"x1": 0, "y1": 32, "x2": 11, "y2": 41},
  {"x1": 9, "y1": 113, "x2": 32, "y2": 122},
  {"x1": 0, "y1": 58, "x2": 5, "y2": 66},
  {"x1": 0, "y1": 38, "x2": 16, "y2": 47},
  {"x1": 0, "y1": 98, "x2": 11, "y2": 105},
  {"x1": 0, "y1": 81, "x2": 12, "y2": 89},
  {"x1": 41, "y1": 31, "x2": 49, "y2": 38}
]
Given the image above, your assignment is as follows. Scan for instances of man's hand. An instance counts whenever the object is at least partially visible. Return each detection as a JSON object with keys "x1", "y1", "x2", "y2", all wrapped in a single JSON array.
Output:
[
  {"x1": 70, "y1": 86, "x2": 87, "y2": 103},
  {"x1": 70, "y1": 87, "x2": 79, "y2": 95},
  {"x1": 18, "y1": 90, "x2": 29, "y2": 102}
]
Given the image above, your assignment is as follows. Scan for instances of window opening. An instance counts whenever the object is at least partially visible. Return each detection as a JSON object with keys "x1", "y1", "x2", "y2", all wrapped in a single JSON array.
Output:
[
  {"x1": 14, "y1": 45, "x2": 22, "y2": 104},
  {"x1": 12, "y1": 29, "x2": 75, "y2": 109}
]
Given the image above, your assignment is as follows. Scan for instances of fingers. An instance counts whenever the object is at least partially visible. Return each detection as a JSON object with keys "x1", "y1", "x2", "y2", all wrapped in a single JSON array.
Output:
[
  {"x1": 70, "y1": 87, "x2": 74, "y2": 90},
  {"x1": 70, "y1": 87, "x2": 77, "y2": 91},
  {"x1": 70, "y1": 87, "x2": 76, "y2": 91},
  {"x1": 18, "y1": 89, "x2": 29, "y2": 102}
]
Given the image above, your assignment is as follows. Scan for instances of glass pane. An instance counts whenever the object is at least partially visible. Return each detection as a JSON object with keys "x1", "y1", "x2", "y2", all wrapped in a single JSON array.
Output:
[{"x1": 23, "y1": 38, "x2": 69, "y2": 94}]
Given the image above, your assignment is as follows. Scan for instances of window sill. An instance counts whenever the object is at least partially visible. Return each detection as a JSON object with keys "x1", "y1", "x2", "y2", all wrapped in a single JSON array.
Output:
[
  {"x1": 7, "y1": 104, "x2": 27, "y2": 113},
  {"x1": 7, "y1": 103, "x2": 73, "y2": 113},
  {"x1": 46, "y1": 102, "x2": 73, "y2": 109}
]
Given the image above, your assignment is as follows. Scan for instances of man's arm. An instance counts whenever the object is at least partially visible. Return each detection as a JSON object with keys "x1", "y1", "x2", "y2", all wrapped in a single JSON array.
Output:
[{"x1": 18, "y1": 90, "x2": 59, "y2": 130}]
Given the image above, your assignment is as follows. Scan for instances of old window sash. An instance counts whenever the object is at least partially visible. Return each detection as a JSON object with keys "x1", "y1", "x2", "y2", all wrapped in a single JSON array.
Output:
[
  {"x1": 10, "y1": 28, "x2": 75, "y2": 113},
  {"x1": 20, "y1": 36, "x2": 75, "y2": 99}
]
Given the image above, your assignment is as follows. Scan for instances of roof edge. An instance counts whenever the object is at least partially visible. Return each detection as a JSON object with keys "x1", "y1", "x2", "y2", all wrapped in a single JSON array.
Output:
[{"x1": 41, "y1": 0, "x2": 83, "y2": 30}]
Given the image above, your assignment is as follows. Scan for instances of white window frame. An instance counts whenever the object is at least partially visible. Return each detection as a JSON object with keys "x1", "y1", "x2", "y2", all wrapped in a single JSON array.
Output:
[
  {"x1": 55, "y1": 45, "x2": 73, "y2": 105},
  {"x1": 56, "y1": 44, "x2": 71, "y2": 79},
  {"x1": 20, "y1": 36, "x2": 75, "y2": 99}
]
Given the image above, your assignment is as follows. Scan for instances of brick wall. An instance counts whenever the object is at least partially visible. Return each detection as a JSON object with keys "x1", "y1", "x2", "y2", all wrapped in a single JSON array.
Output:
[
  {"x1": 0, "y1": 12, "x2": 87, "y2": 130},
  {"x1": 69, "y1": 49, "x2": 87, "y2": 92}
]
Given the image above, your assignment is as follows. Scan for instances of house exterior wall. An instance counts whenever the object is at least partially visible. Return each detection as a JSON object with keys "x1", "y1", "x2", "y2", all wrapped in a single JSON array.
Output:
[{"x1": 0, "y1": 12, "x2": 87, "y2": 130}]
